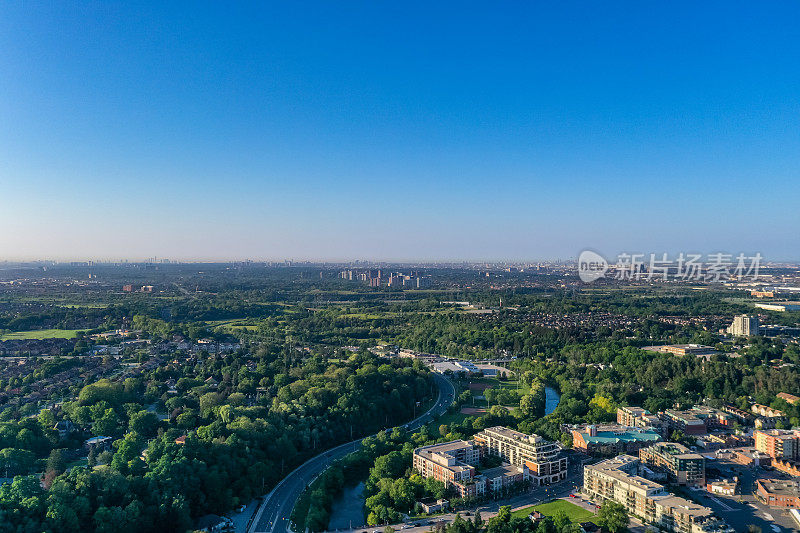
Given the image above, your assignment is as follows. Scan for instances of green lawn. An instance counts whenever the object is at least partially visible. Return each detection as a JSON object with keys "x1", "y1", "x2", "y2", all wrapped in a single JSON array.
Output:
[
  {"x1": 206, "y1": 319, "x2": 260, "y2": 331},
  {"x1": 426, "y1": 411, "x2": 471, "y2": 434},
  {"x1": 0, "y1": 328, "x2": 86, "y2": 340},
  {"x1": 468, "y1": 376, "x2": 525, "y2": 392},
  {"x1": 511, "y1": 500, "x2": 596, "y2": 523}
]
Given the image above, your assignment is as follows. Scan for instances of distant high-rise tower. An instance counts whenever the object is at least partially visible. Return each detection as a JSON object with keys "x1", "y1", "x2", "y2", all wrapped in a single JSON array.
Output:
[{"x1": 727, "y1": 314, "x2": 759, "y2": 337}]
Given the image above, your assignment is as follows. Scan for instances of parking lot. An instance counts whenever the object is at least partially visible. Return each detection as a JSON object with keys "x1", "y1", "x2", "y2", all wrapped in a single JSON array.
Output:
[{"x1": 699, "y1": 459, "x2": 798, "y2": 532}]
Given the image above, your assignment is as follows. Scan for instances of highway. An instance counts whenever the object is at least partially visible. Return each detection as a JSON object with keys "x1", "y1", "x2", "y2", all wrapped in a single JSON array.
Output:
[{"x1": 248, "y1": 373, "x2": 455, "y2": 533}]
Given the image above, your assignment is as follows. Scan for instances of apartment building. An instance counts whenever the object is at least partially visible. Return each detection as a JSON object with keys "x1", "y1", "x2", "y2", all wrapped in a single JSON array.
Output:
[
  {"x1": 754, "y1": 429, "x2": 799, "y2": 461},
  {"x1": 727, "y1": 314, "x2": 759, "y2": 337},
  {"x1": 686, "y1": 407, "x2": 735, "y2": 430},
  {"x1": 473, "y1": 426, "x2": 567, "y2": 485},
  {"x1": 583, "y1": 455, "x2": 733, "y2": 533},
  {"x1": 482, "y1": 465, "x2": 525, "y2": 493},
  {"x1": 412, "y1": 439, "x2": 524, "y2": 498},
  {"x1": 617, "y1": 406, "x2": 660, "y2": 428},
  {"x1": 412, "y1": 440, "x2": 480, "y2": 496},
  {"x1": 663, "y1": 410, "x2": 707, "y2": 435},
  {"x1": 571, "y1": 424, "x2": 661, "y2": 456},
  {"x1": 639, "y1": 442, "x2": 705, "y2": 486}
]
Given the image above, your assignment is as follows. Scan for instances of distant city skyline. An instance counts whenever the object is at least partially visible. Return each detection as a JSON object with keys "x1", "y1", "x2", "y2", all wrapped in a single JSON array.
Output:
[{"x1": 2, "y1": 3, "x2": 799, "y2": 261}]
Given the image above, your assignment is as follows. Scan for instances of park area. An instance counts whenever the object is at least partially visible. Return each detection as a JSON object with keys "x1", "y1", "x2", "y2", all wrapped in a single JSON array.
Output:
[
  {"x1": 511, "y1": 499, "x2": 596, "y2": 523},
  {"x1": 461, "y1": 375, "x2": 529, "y2": 414},
  {"x1": 0, "y1": 328, "x2": 85, "y2": 340}
]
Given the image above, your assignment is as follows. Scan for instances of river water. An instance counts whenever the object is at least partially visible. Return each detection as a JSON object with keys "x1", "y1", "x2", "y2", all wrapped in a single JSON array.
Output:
[
  {"x1": 327, "y1": 481, "x2": 366, "y2": 530},
  {"x1": 326, "y1": 387, "x2": 561, "y2": 530},
  {"x1": 545, "y1": 386, "x2": 560, "y2": 415}
]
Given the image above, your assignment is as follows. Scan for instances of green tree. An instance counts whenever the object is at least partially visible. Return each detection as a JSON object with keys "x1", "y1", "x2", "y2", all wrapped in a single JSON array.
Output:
[{"x1": 598, "y1": 501, "x2": 628, "y2": 533}]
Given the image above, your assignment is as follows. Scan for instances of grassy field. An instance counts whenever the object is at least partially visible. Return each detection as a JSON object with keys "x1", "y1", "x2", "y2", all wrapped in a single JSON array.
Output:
[
  {"x1": 207, "y1": 319, "x2": 260, "y2": 331},
  {"x1": 426, "y1": 411, "x2": 471, "y2": 433},
  {"x1": 511, "y1": 500, "x2": 596, "y2": 523},
  {"x1": 0, "y1": 328, "x2": 85, "y2": 340}
]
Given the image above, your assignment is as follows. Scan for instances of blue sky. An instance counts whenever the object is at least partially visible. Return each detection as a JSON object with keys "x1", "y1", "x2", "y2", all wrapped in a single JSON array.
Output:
[{"x1": 1, "y1": 2, "x2": 798, "y2": 261}]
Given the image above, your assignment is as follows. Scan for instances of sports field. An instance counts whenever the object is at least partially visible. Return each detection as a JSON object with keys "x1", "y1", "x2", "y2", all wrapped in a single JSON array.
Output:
[{"x1": 0, "y1": 329, "x2": 85, "y2": 340}]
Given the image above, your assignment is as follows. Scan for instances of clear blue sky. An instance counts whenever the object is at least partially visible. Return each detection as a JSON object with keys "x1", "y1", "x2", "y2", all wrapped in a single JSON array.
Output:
[{"x1": 1, "y1": 2, "x2": 798, "y2": 261}]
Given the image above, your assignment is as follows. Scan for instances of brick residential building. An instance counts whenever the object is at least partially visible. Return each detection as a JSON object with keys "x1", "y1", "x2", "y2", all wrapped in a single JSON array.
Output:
[
  {"x1": 412, "y1": 438, "x2": 525, "y2": 498},
  {"x1": 754, "y1": 429, "x2": 799, "y2": 461},
  {"x1": 412, "y1": 440, "x2": 480, "y2": 497}
]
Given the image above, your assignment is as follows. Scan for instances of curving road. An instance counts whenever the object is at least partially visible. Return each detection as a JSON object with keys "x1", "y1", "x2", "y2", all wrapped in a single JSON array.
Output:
[{"x1": 248, "y1": 373, "x2": 455, "y2": 533}]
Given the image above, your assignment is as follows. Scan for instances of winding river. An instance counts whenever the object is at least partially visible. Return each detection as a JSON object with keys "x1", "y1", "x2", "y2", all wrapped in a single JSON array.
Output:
[
  {"x1": 544, "y1": 385, "x2": 560, "y2": 415},
  {"x1": 328, "y1": 385, "x2": 562, "y2": 529}
]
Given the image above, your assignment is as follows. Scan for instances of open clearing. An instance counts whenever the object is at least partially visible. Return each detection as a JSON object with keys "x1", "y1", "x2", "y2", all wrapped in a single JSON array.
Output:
[
  {"x1": 0, "y1": 329, "x2": 85, "y2": 340},
  {"x1": 511, "y1": 499, "x2": 596, "y2": 523}
]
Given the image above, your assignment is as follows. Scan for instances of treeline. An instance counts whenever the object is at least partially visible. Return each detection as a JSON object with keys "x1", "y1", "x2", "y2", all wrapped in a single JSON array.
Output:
[
  {"x1": 0, "y1": 350, "x2": 434, "y2": 532},
  {"x1": 512, "y1": 339, "x2": 800, "y2": 442},
  {"x1": 291, "y1": 429, "x2": 442, "y2": 531}
]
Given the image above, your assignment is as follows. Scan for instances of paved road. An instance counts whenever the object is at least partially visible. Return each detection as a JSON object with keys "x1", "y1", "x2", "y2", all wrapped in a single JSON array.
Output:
[
  {"x1": 334, "y1": 477, "x2": 581, "y2": 533},
  {"x1": 329, "y1": 450, "x2": 590, "y2": 533},
  {"x1": 248, "y1": 373, "x2": 455, "y2": 533}
]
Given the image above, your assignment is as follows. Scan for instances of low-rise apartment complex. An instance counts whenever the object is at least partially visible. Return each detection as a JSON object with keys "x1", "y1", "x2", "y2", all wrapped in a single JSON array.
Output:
[
  {"x1": 754, "y1": 429, "x2": 799, "y2": 461},
  {"x1": 662, "y1": 410, "x2": 707, "y2": 435},
  {"x1": 583, "y1": 455, "x2": 733, "y2": 533},
  {"x1": 618, "y1": 406, "x2": 660, "y2": 428},
  {"x1": 753, "y1": 428, "x2": 800, "y2": 475},
  {"x1": 639, "y1": 442, "x2": 705, "y2": 486},
  {"x1": 412, "y1": 429, "x2": 563, "y2": 498},
  {"x1": 473, "y1": 426, "x2": 568, "y2": 485},
  {"x1": 412, "y1": 440, "x2": 480, "y2": 496}
]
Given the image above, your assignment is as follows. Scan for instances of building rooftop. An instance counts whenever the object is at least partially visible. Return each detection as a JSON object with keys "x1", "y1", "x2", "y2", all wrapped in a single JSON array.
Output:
[
  {"x1": 664, "y1": 410, "x2": 706, "y2": 426},
  {"x1": 756, "y1": 428, "x2": 800, "y2": 438},
  {"x1": 480, "y1": 464, "x2": 523, "y2": 479},
  {"x1": 757, "y1": 479, "x2": 800, "y2": 497},
  {"x1": 777, "y1": 392, "x2": 800, "y2": 404},
  {"x1": 414, "y1": 440, "x2": 477, "y2": 473},
  {"x1": 652, "y1": 495, "x2": 715, "y2": 518},
  {"x1": 417, "y1": 440, "x2": 474, "y2": 454},
  {"x1": 647, "y1": 442, "x2": 704, "y2": 459},
  {"x1": 587, "y1": 455, "x2": 721, "y2": 521},
  {"x1": 481, "y1": 425, "x2": 546, "y2": 444},
  {"x1": 576, "y1": 425, "x2": 661, "y2": 445},
  {"x1": 620, "y1": 406, "x2": 651, "y2": 415}
]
